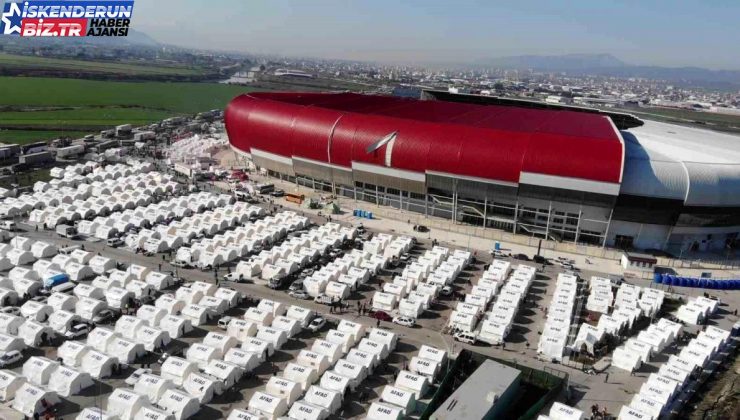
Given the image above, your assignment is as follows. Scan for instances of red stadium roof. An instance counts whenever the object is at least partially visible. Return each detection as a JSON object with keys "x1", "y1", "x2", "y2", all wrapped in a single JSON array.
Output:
[{"x1": 225, "y1": 92, "x2": 624, "y2": 186}]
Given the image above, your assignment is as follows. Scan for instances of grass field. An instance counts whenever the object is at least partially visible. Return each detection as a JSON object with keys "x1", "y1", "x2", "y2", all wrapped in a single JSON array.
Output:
[
  {"x1": 0, "y1": 77, "x2": 257, "y2": 143},
  {"x1": 0, "y1": 53, "x2": 207, "y2": 76},
  {"x1": 0, "y1": 130, "x2": 90, "y2": 144}
]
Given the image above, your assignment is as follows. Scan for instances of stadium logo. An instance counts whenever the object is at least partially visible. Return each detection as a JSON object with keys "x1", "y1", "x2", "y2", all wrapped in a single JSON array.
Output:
[{"x1": 1, "y1": 0, "x2": 134, "y2": 37}]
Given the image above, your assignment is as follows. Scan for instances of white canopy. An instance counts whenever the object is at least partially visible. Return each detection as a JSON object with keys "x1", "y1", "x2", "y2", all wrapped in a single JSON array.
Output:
[
  {"x1": 133, "y1": 373, "x2": 175, "y2": 404},
  {"x1": 271, "y1": 315, "x2": 302, "y2": 338},
  {"x1": 242, "y1": 337, "x2": 274, "y2": 361},
  {"x1": 87, "y1": 327, "x2": 118, "y2": 352},
  {"x1": 285, "y1": 305, "x2": 314, "y2": 328},
  {"x1": 346, "y1": 348, "x2": 379, "y2": 373},
  {"x1": 205, "y1": 359, "x2": 242, "y2": 389},
  {"x1": 256, "y1": 326, "x2": 289, "y2": 350},
  {"x1": 181, "y1": 304, "x2": 209, "y2": 326},
  {"x1": 226, "y1": 319, "x2": 258, "y2": 341}
]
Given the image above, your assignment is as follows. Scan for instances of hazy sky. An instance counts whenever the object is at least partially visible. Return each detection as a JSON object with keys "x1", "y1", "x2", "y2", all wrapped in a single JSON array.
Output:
[{"x1": 132, "y1": 0, "x2": 740, "y2": 69}]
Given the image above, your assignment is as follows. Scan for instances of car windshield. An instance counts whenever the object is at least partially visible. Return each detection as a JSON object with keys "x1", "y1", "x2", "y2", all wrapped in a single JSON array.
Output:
[
  {"x1": 0, "y1": 354, "x2": 11, "y2": 360},
  {"x1": 311, "y1": 318, "x2": 323, "y2": 325}
]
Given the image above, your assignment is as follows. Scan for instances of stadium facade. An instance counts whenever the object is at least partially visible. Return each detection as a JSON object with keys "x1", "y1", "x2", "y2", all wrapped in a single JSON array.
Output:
[{"x1": 225, "y1": 91, "x2": 740, "y2": 253}]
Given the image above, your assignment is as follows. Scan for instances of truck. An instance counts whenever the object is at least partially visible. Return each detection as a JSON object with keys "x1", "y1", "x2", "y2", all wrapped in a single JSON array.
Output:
[
  {"x1": 268, "y1": 275, "x2": 290, "y2": 290},
  {"x1": 55, "y1": 144, "x2": 85, "y2": 159},
  {"x1": 56, "y1": 224, "x2": 78, "y2": 239},
  {"x1": 174, "y1": 163, "x2": 193, "y2": 179},
  {"x1": 44, "y1": 273, "x2": 70, "y2": 289}
]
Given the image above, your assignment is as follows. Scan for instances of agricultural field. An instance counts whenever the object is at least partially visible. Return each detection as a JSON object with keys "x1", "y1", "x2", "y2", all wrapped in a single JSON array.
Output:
[
  {"x1": 0, "y1": 77, "x2": 257, "y2": 143},
  {"x1": 0, "y1": 52, "x2": 208, "y2": 76},
  {"x1": 0, "y1": 130, "x2": 90, "y2": 144}
]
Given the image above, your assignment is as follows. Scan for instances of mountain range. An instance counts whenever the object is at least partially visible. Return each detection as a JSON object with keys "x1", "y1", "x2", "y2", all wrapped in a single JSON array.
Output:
[{"x1": 476, "y1": 53, "x2": 740, "y2": 89}]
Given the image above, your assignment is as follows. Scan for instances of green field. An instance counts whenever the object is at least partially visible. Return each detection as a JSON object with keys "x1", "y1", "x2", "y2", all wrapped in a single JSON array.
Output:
[
  {"x1": 0, "y1": 53, "x2": 207, "y2": 76},
  {"x1": 0, "y1": 130, "x2": 90, "y2": 144},
  {"x1": 0, "y1": 77, "x2": 258, "y2": 143}
]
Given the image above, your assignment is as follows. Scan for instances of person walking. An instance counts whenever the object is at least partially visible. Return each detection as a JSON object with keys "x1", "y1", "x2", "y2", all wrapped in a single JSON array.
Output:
[{"x1": 376, "y1": 318, "x2": 380, "y2": 327}]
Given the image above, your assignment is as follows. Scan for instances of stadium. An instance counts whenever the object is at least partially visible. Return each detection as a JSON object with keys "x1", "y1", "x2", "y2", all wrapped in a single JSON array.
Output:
[{"x1": 225, "y1": 91, "x2": 740, "y2": 253}]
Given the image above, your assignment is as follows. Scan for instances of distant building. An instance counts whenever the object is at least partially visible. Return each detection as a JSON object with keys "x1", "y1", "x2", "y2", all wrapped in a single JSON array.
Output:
[
  {"x1": 430, "y1": 359, "x2": 520, "y2": 420},
  {"x1": 273, "y1": 69, "x2": 313, "y2": 78}
]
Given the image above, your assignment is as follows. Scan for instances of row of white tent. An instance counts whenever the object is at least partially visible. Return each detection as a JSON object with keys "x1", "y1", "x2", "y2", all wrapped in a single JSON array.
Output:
[
  {"x1": 537, "y1": 401, "x2": 585, "y2": 420},
  {"x1": 0, "y1": 161, "x2": 154, "y2": 219},
  {"x1": 166, "y1": 133, "x2": 229, "y2": 163},
  {"x1": 48, "y1": 161, "x2": 98, "y2": 179},
  {"x1": 247, "y1": 322, "x2": 401, "y2": 420},
  {"x1": 676, "y1": 296, "x2": 719, "y2": 325},
  {"x1": 571, "y1": 282, "x2": 667, "y2": 357},
  {"x1": 372, "y1": 344, "x2": 448, "y2": 418},
  {"x1": 475, "y1": 263, "x2": 536, "y2": 345},
  {"x1": 537, "y1": 273, "x2": 578, "y2": 362},
  {"x1": 128, "y1": 199, "x2": 260, "y2": 256},
  {"x1": 612, "y1": 318, "x2": 684, "y2": 373},
  {"x1": 617, "y1": 325, "x2": 731, "y2": 420}
]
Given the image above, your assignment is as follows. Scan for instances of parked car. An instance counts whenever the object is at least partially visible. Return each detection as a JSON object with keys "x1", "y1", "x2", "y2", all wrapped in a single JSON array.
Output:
[
  {"x1": 270, "y1": 190, "x2": 285, "y2": 197},
  {"x1": 125, "y1": 368, "x2": 152, "y2": 386},
  {"x1": 135, "y1": 295, "x2": 156, "y2": 306},
  {"x1": 288, "y1": 280, "x2": 304, "y2": 292},
  {"x1": 371, "y1": 310, "x2": 393, "y2": 322},
  {"x1": 64, "y1": 324, "x2": 91, "y2": 339},
  {"x1": 314, "y1": 294, "x2": 334, "y2": 305},
  {"x1": 218, "y1": 316, "x2": 232, "y2": 330},
  {"x1": 307, "y1": 316, "x2": 326, "y2": 332},
  {"x1": 106, "y1": 237, "x2": 125, "y2": 247},
  {"x1": 0, "y1": 350, "x2": 22, "y2": 367},
  {"x1": 393, "y1": 316, "x2": 416, "y2": 328},
  {"x1": 453, "y1": 331, "x2": 477, "y2": 345},
  {"x1": 513, "y1": 253, "x2": 529, "y2": 261},
  {"x1": 224, "y1": 272, "x2": 248, "y2": 283},
  {"x1": 0, "y1": 307, "x2": 20, "y2": 316},
  {"x1": 289, "y1": 290, "x2": 310, "y2": 300},
  {"x1": 92, "y1": 309, "x2": 119, "y2": 326}
]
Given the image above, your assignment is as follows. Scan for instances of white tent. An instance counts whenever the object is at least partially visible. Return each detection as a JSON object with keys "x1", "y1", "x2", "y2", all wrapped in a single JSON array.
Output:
[
  {"x1": 304, "y1": 385, "x2": 342, "y2": 414},
  {"x1": 160, "y1": 356, "x2": 198, "y2": 386},
  {"x1": 334, "y1": 359, "x2": 367, "y2": 390},
  {"x1": 0, "y1": 287, "x2": 19, "y2": 307},
  {"x1": 265, "y1": 376, "x2": 302, "y2": 405},
  {"x1": 18, "y1": 320, "x2": 53, "y2": 346},
  {"x1": 48, "y1": 365, "x2": 94, "y2": 397},
  {"x1": 242, "y1": 337, "x2": 274, "y2": 361},
  {"x1": 31, "y1": 241, "x2": 58, "y2": 259},
  {"x1": 136, "y1": 326, "x2": 170, "y2": 352},
  {"x1": 13, "y1": 278, "x2": 42, "y2": 299},
  {"x1": 368, "y1": 328, "x2": 398, "y2": 353},
  {"x1": 134, "y1": 373, "x2": 175, "y2": 404},
  {"x1": 133, "y1": 407, "x2": 173, "y2": 420},
  {"x1": 372, "y1": 292, "x2": 398, "y2": 312},
  {"x1": 408, "y1": 356, "x2": 441, "y2": 379},
  {"x1": 76, "y1": 296, "x2": 108, "y2": 321},
  {"x1": 244, "y1": 307, "x2": 274, "y2": 326},
  {"x1": 48, "y1": 292, "x2": 78, "y2": 312},
  {"x1": 81, "y1": 349, "x2": 118, "y2": 379},
  {"x1": 296, "y1": 350, "x2": 331, "y2": 375},
  {"x1": 311, "y1": 339, "x2": 343, "y2": 365},
  {"x1": 0, "y1": 332, "x2": 24, "y2": 354},
  {"x1": 126, "y1": 280, "x2": 155, "y2": 299},
  {"x1": 271, "y1": 316, "x2": 302, "y2": 338},
  {"x1": 357, "y1": 338, "x2": 389, "y2": 361},
  {"x1": 20, "y1": 300, "x2": 53, "y2": 322},
  {"x1": 281, "y1": 362, "x2": 319, "y2": 392},
  {"x1": 175, "y1": 288, "x2": 203, "y2": 306},
  {"x1": 248, "y1": 391, "x2": 289, "y2": 420},
  {"x1": 223, "y1": 348, "x2": 260, "y2": 372},
  {"x1": 617, "y1": 406, "x2": 652, "y2": 420},
  {"x1": 319, "y1": 371, "x2": 351, "y2": 396},
  {"x1": 365, "y1": 402, "x2": 403, "y2": 420},
  {"x1": 288, "y1": 401, "x2": 329, "y2": 420},
  {"x1": 87, "y1": 327, "x2": 119, "y2": 352},
  {"x1": 145, "y1": 272, "x2": 173, "y2": 291},
  {"x1": 116, "y1": 315, "x2": 146, "y2": 339},
  {"x1": 182, "y1": 372, "x2": 218, "y2": 404},
  {"x1": 159, "y1": 315, "x2": 192, "y2": 339},
  {"x1": 394, "y1": 370, "x2": 429, "y2": 399},
  {"x1": 58, "y1": 341, "x2": 90, "y2": 367},
  {"x1": 0, "y1": 369, "x2": 25, "y2": 402},
  {"x1": 286, "y1": 305, "x2": 314, "y2": 328},
  {"x1": 205, "y1": 359, "x2": 242, "y2": 389},
  {"x1": 0, "y1": 313, "x2": 24, "y2": 335},
  {"x1": 380, "y1": 385, "x2": 416, "y2": 415},
  {"x1": 75, "y1": 284, "x2": 106, "y2": 300},
  {"x1": 202, "y1": 331, "x2": 239, "y2": 354},
  {"x1": 346, "y1": 348, "x2": 379, "y2": 374},
  {"x1": 137, "y1": 305, "x2": 167, "y2": 327},
  {"x1": 257, "y1": 299, "x2": 287, "y2": 317},
  {"x1": 181, "y1": 304, "x2": 209, "y2": 326},
  {"x1": 629, "y1": 394, "x2": 664, "y2": 420},
  {"x1": 324, "y1": 281, "x2": 350, "y2": 301},
  {"x1": 12, "y1": 382, "x2": 61, "y2": 417},
  {"x1": 227, "y1": 319, "x2": 258, "y2": 341},
  {"x1": 548, "y1": 402, "x2": 584, "y2": 420},
  {"x1": 89, "y1": 255, "x2": 116, "y2": 275},
  {"x1": 22, "y1": 356, "x2": 59, "y2": 386},
  {"x1": 325, "y1": 330, "x2": 354, "y2": 354},
  {"x1": 76, "y1": 407, "x2": 120, "y2": 420},
  {"x1": 198, "y1": 295, "x2": 228, "y2": 315},
  {"x1": 398, "y1": 298, "x2": 424, "y2": 318},
  {"x1": 48, "y1": 310, "x2": 80, "y2": 334},
  {"x1": 107, "y1": 337, "x2": 145, "y2": 364},
  {"x1": 214, "y1": 288, "x2": 240, "y2": 308},
  {"x1": 256, "y1": 326, "x2": 289, "y2": 350},
  {"x1": 157, "y1": 389, "x2": 200, "y2": 420},
  {"x1": 156, "y1": 295, "x2": 185, "y2": 315},
  {"x1": 612, "y1": 347, "x2": 643, "y2": 372},
  {"x1": 106, "y1": 287, "x2": 134, "y2": 310},
  {"x1": 227, "y1": 409, "x2": 269, "y2": 420},
  {"x1": 185, "y1": 343, "x2": 221, "y2": 370},
  {"x1": 447, "y1": 310, "x2": 477, "y2": 332}
]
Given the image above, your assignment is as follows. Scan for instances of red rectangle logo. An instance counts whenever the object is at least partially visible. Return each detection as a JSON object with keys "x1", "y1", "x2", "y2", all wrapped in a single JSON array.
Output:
[{"x1": 21, "y1": 19, "x2": 87, "y2": 37}]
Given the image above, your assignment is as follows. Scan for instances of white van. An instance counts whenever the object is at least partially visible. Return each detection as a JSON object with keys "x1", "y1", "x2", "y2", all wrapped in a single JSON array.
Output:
[
  {"x1": 52, "y1": 282, "x2": 76, "y2": 294},
  {"x1": 1, "y1": 221, "x2": 16, "y2": 231}
]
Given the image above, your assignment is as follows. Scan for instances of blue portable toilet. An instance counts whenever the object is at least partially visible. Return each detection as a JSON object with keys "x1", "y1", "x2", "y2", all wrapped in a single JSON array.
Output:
[
  {"x1": 653, "y1": 273, "x2": 662, "y2": 283},
  {"x1": 494, "y1": 242, "x2": 501, "y2": 251},
  {"x1": 699, "y1": 279, "x2": 708, "y2": 288},
  {"x1": 368, "y1": 212, "x2": 373, "y2": 219},
  {"x1": 353, "y1": 210, "x2": 359, "y2": 217},
  {"x1": 664, "y1": 276, "x2": 673, "y2": 286},
  {"x1": 709, "y1": 280, "x2": 718, "y2": 289},
  {"x1": 44, "y1": 273, "x2": 69, "y2": 288}
]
